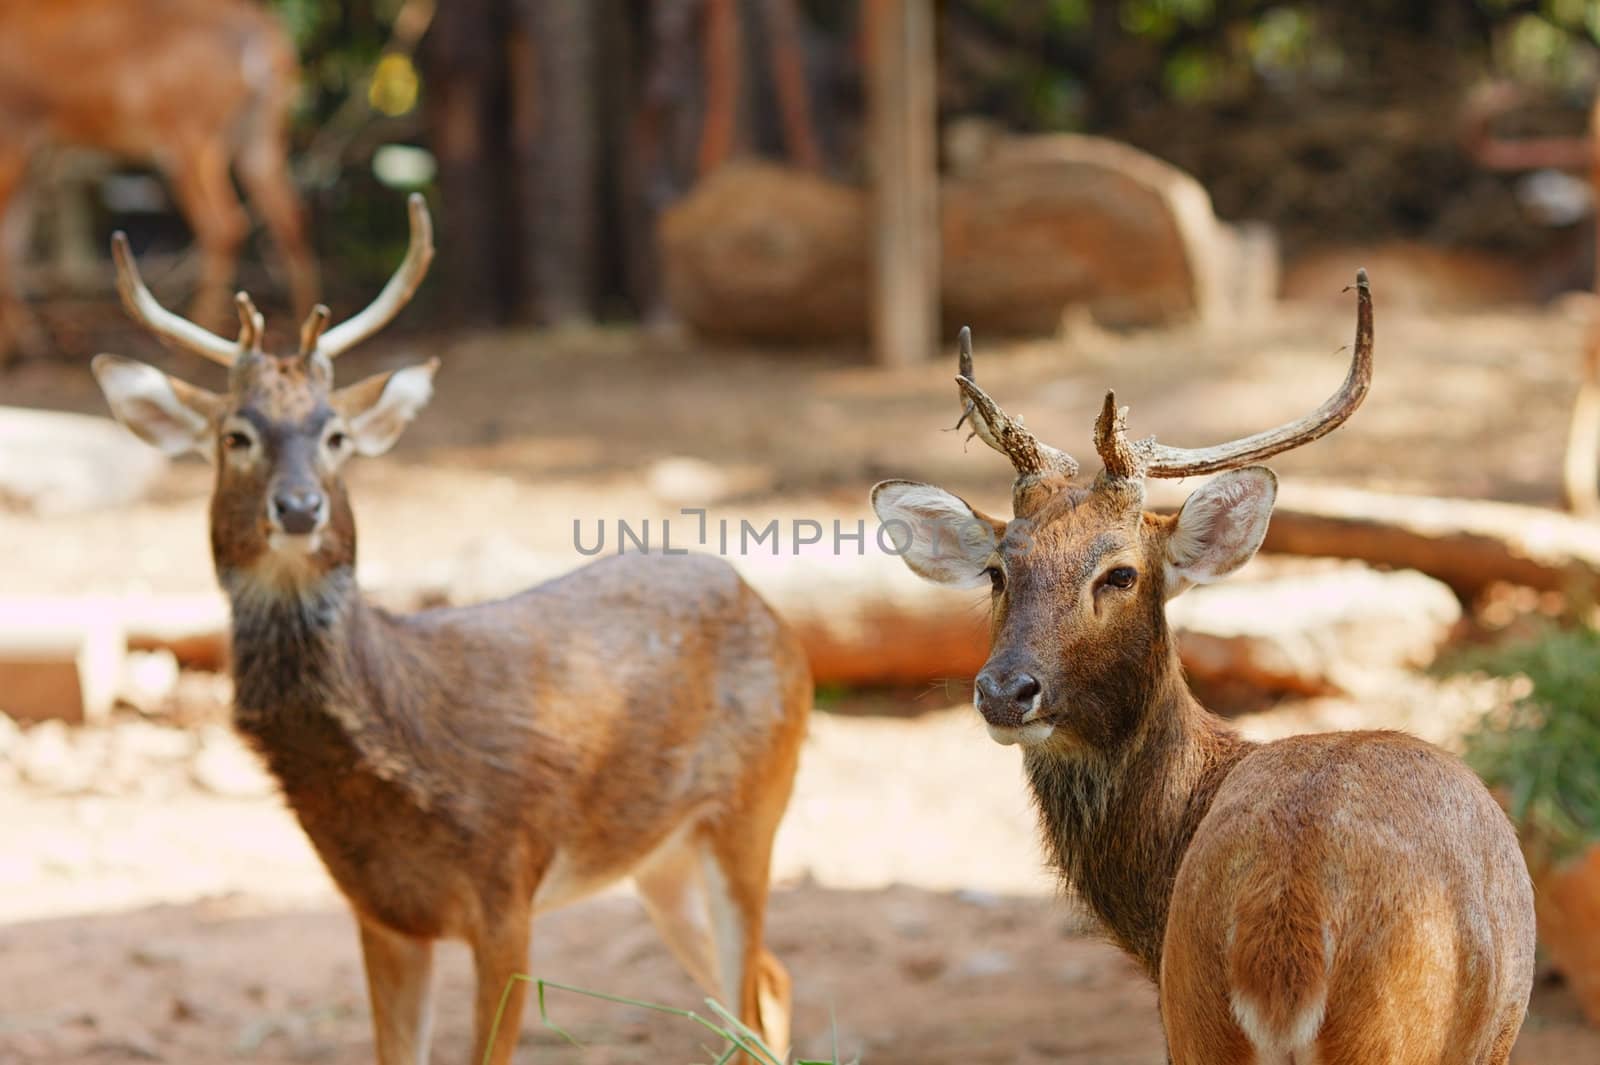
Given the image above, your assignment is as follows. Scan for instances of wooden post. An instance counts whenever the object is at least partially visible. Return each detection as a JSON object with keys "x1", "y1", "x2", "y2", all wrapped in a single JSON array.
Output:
[{"x1": 865, "y1": 0, "x2": 938, "y2": 366}]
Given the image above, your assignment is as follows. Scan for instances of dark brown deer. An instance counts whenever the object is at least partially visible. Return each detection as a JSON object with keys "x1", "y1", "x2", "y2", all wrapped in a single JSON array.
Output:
[
  {"x1": 871, "y1": 280, "x2": 1535, "y2": 1064},
  {"x1": 0, "y1": 0, "x2": 318, "y2": 364},
  {"x1": 90, "y1": 194, "x2": 807, "y2": 1065}
]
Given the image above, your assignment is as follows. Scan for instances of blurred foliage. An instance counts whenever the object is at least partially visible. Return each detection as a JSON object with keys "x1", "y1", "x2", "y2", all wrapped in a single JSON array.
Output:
[
  {"x1": 1454, "y1": 624, "x2": 1600, "y2": 863},
  {"x1": 268, "y1": 0, "x2": 412, "y2": 129},
  {"x1": 944, "y1": 0, "x2": 1600, "y2": 127}
]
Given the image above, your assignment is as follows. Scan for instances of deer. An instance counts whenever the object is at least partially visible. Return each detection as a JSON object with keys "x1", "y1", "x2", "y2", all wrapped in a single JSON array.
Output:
[
  {"x1": 0, "y1": 0, "x2": 318, "y2": 365},
  {"x1": 871, "y1": 276, "x2": 1536, "y2": 1064},
  {"x1": 89, "y1": 193, "x2": 808, "y2": 1065}
]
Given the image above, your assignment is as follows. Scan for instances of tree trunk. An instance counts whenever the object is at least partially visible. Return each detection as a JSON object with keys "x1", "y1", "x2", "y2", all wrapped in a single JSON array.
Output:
[
  {"x1": 422, "y1": 0, "x2": 508, "y2": 323},
  {"x1": 521, "y1": 0, "x2": 598, "y2": 324},
  {"x1": 864, "y1": 0, "x2": 938, "y2": 365}
]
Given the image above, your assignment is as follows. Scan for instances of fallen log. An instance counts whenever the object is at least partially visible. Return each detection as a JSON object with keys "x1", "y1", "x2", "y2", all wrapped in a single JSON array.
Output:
[
  {"x1": 659, "y1": 144, "x2": 1274, "y2": 344},
  {"x1": 87, "y1": 488, "x2": 1600, "y2": 693},
  {"x1": 1147, "y1": 482, "x2": 1600, "y2": 599}
]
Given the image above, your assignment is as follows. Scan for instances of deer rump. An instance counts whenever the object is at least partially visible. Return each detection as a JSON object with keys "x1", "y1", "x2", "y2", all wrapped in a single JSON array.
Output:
[{"x1": 1161, "y1": 731, "x2": 1534, "y2": 1064}]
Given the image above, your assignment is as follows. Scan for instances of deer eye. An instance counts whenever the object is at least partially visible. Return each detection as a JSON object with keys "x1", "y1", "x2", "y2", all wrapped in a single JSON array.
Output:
[
  {"x1": 222, "y1": 430, "x2": 253, "y2": 452},
  {"x1": 985, "y1": 565, "x2": 1005, "y2": 593},
  {"x1": 326, "y1": 430, "x2": 349, "y2": 452},
  {"x1": 1102, "y1": 566, "x2": 1137, "y2": 590}
]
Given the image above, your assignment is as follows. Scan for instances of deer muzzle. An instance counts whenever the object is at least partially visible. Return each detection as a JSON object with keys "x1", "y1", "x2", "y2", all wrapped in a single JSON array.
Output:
[
  {"x1": 269, "y1": 486, "x2": 327, "y2": 538},
  {"x1": 974, "y1": 661, "x2": 1055, "y2": 746}
]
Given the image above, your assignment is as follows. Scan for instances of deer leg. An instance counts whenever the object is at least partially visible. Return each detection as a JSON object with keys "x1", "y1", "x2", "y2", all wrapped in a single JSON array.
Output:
[
  {"x1": 237, "y1": 133, "x2": 319, "y2": 316},
  {"x1": 165, "y1": 140, "x2": 248, "y2": 332},
  {"x1": 468, "y1": 905, "x2": 534, "y2": 1065},
  {"x1": 702, "y1": 823, "x2": 791, "y2": 1059},
  {"x1": 0, "y1": 149, "x2": 43, "y2": 366},
  {"x1": 698, "y1": 0, "x2": 742, "y2": 175},
  {"x1": 358, "y1": 919, "x2": 437, "y2": 1065},
  {"x1": 761, "y1": 0, "x2": 822, "y2": 170},
  {"x1": 632, "y1": 828, "x2": 722, "y2": 996}
]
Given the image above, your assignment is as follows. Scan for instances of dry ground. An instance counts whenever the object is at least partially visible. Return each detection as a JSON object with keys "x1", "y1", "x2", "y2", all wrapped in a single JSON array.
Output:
[{"x1": 1, "y1": 297, "x2": 1598, "y2": 1062}]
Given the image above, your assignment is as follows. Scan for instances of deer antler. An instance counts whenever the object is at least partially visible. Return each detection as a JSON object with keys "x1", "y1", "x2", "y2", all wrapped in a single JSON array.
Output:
[
  {"x1": 315, "y1": 193, "x2": 434, "y2": 359},
  {"x1": 235, "y1": 293, "x2": 265, "y2": 353},
  {"x1": 111, "y1": 232, "x2": 242, "y2": 366},
  {"x1": 1095, "y1": 269, "x2": 1374, "y2": 480},
  {"x1": 953, "y1": 326, "x2": 1080, "y2": 481}
]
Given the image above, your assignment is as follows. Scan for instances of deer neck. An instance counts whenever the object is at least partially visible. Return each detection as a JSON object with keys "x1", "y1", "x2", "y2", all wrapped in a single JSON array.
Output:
[
  {"x1": 1022, "y1": 643, "x2": 1253, "y2": 978},
  {"x1": 219, "y1": 561, "x2": 456, "y2": 815}
]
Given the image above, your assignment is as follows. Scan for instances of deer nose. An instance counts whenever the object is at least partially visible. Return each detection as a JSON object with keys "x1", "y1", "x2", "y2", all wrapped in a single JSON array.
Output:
[
  {"x1": 974, "y1": 667, "x2": 1043, "y2": 728},
  {"x1": 270, "y1": 488, "x2": 326, "y2": 535}
]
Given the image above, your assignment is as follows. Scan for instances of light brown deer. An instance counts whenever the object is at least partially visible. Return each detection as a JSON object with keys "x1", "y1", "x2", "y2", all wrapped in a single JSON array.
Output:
[
  {"x1": 872, "y1": 279, "x2": 1536, "y2": 1064},
  {"x1": 0, "y1": 0, "x2": 318, "y2": 363},
  {"x1": 90, "y1": 194, "x2": 807, "y2": 1065}
]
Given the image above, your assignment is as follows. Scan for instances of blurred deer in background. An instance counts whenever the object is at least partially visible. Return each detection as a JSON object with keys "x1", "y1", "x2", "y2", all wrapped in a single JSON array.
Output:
[
  {"x1": 90, "y1": 195, "x2": 807, "y2": 1065},
  {"x1": 872, "y1": 285, "x2": 1536, "y2": 1064},
  {"x1": 0, "y1": 0, "x2": 318, "y2": 365}
]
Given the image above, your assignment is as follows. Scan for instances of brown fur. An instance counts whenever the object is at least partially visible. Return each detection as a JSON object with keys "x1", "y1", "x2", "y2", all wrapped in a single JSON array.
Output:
[
  {"x1": 100, "y1": 352, "x2": 811, "y2": 1065},
  {"x1": 966, "y1": 480, "x2": 1533, "y2": 1065},
  {"x1": 0, "y1": 0, "x2": 317, "y2": 360}
]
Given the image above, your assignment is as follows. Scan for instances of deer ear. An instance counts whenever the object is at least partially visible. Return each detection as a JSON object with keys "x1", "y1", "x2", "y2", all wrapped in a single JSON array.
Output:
[
  {"x1": 91, "y1": 354, "x2": 221, "y2": 458},
  {"x1": 333, "y1": 358, "x2": 439, "y2": 456},
  {"x1": 871, "y1": 479, "x2": 1005, "y2": 588},
  {"x1": 1164, "y1": 467, "x2": 1277, "y2": 597}
]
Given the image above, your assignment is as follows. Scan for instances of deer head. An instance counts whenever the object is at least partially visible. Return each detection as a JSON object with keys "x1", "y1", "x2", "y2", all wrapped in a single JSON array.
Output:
[
  {"x1": 92, "y1": 194, "x2": 436, "y2": 587},
  {"x1": 873, "y1": 273, "x2": 1373, "y2": 749}
]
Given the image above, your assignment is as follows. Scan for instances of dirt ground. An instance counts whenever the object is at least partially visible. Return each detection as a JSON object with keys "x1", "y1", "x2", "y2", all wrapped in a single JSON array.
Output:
[{"x1": 3, "y1": 297, "x2": 1600, "y2": 1062}]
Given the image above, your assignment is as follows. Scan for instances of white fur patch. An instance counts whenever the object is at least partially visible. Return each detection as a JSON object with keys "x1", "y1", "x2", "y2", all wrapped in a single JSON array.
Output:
[
  {"x1": 985, "y1": 719, "x2": 1056, "y2": 746},
  {"x1": 91, "y1": 355, "x2": 211, "y2": 458},
  {"x1": 348, "y1": 360, "x2": 438, "y2": 456},
  {"x1": 1165, "y1": 467, "x2": 1277, "y2": 596},
  {"x1": 702, "y1": 849, "x2": 745, "y2": 1011},
  {"x1": 1228, "y1": 916, "x2": 1330, "y2": 1061},
  {"x1": 1230, "y1": 988, "x2": 1326, "y2": 1061},
  {"x1": 871, "y1": 480, "x2": 998, "y2": 588}
]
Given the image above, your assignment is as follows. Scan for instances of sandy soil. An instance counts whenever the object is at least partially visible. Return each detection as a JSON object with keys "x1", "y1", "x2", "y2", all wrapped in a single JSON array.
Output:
[{"x1": 3, "y1": 703, "x2": 1598, "y2": 1065}]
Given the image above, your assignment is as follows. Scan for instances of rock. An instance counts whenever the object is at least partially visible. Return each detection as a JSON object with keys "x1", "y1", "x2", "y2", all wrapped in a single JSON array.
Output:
[
  {"x1": 954, "y1": 888, "x2": 1003, "y2": 909},
  {"x1": 20, "y1": 719, "x2": 95, "y2": 792},
  {"x1": 117, "y1": 651, "x2": 180, "y2": 715},
  {"x1": 898, "y1": 951, "x2": 947, "y2": 983},
  {"x1": 645, "y1": 456, "x2": 735, "y2": 506},
  {"x1": 111, "y1": 720, "x2": 194, "y2": 764},
  {"x1": 951, "y1": 949, "x2": 1015, "y2": 979},
  {"x1": 0, "y1": 406, "x2": 167, "y2": 515},
  {"x1": 190, "y1": 728, "x2": 274, "y2": 798},
  {"x1": 1168, "y1": 559, "x2": 1462, "y2": 696},
  {"x1": 942, "y1": 133, "x2": 1237, "y2": 331},
  {"x1": 0, "y1": 599, "x2": 126, "y2": 724},
  {"x1": 103, "y1": 721, "x2": 193, "y2": 796}
]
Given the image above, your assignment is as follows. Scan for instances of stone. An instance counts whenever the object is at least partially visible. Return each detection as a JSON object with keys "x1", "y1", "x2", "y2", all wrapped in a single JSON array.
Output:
[
  {"x1": 190, "y1": 727, "x2": 274, "y2": 798},
  {"x1": 117, "y1": 651, "x2": 180, "y2": 715},
  {"x1": 0, "y1": 406, "x2": 167, "y2": 515},
  {"x1": 20, "y1": 719, "x2": 95, "y2": 792},
  {"x1": 942, "y1": 132, "x2": 1237, "y2": 331}
]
